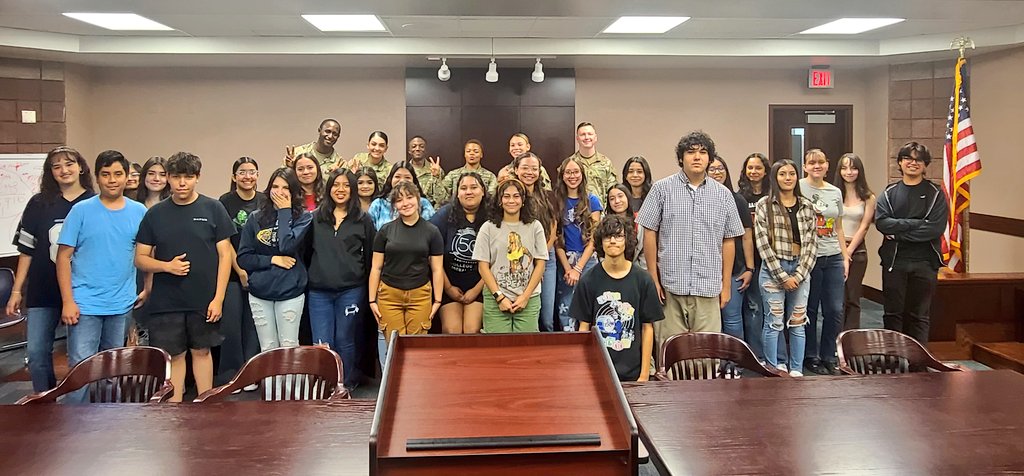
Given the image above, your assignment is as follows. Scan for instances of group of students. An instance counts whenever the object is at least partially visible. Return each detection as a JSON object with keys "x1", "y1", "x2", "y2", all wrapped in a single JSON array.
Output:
[{"x1": 6, "y1": 118, "x2": 947, "y2": 402}]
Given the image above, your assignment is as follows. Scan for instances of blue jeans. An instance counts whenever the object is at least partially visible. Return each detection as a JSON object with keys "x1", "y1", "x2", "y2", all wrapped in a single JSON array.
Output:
[
  {"x1": 308, "y1": 287, "x2": 366, "y2": 389},
  {"x1": 539, "y1": 247, "x2": 557, "y2": 332},
  {"x1": 742, "y1": 266, "x2": 764, "y2": 359},
  {"x1": 805, "y1": 253, "x2": 845, "y2": 364},
  {"x1": 722, "y1": 276, "x2": 745, "y2": 340},
  {"x1": 26, "y1": 307, "x2": 61, "y2": 392},
  {"x1": 556, "y1": 251, "x2": 598, "y2": 332},
  {"x1": 66, "y1": 311, "x2": 130, "y2": 403},
  {"x1": 760, "y1": 261, "x2": 810, "y2": 373}
]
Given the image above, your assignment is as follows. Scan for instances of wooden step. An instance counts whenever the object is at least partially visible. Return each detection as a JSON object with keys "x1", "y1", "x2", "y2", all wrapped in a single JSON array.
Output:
[{"x1": 972, "y1": 342, "x2": 1024, "y2": 373}]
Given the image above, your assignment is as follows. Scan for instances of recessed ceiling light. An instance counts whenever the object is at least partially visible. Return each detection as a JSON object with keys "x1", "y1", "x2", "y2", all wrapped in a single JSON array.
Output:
[
  {"x1": 799, "y1": 18, "x2": 905, "y2": 35},
  {"x1": 62, "y1": 13, "x2": 173, "y2": 31},
  {"x1": 602, "y1": 16, "x2": 689, "y2": 34},
  {"x1": 302, "y1": 14, "x2": 386, "y2": 32}
]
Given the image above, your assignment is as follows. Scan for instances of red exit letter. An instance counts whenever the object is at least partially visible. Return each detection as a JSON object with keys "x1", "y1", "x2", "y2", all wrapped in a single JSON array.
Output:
[{"x1": 809, "y1": 68, "x2": 834, "y2": 89}]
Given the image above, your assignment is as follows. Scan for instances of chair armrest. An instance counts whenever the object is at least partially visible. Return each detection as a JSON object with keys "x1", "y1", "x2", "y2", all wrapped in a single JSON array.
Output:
[
  {"x1": 150, "y1": 381, "x2": 175, "y2": 403},
  {"x1": 837, "y1": 364, "x2": 858, "y2": 375},
  {"x1": 653, "y1": 371, "x2": 670, "y2": 381}
]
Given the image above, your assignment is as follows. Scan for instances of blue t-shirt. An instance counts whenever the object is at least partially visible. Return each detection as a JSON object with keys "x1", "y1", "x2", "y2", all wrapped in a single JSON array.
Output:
[
  {"x1": 562, "y1": 194, "x2": 603, "y2": 253},
  {"x1": 57, "y1": 196, "x2": 147, "y2": 315}
]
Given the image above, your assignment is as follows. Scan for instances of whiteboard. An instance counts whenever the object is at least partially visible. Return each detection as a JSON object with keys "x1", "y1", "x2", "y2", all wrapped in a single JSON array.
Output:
[{"x1": 0, "y1": 154, "x2": 46, "y2": 258}]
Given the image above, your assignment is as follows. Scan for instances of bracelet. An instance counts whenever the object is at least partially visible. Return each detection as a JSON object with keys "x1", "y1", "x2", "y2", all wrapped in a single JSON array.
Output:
[
  {"x1": 572, "y1": 265, "x2": 583, "y2": 273},
  {"x1": 368, "y1": 300, "x2": 377, "y2": 304},
  {"x1": 496, "y1": 295, "x2": 507, "y2": 303},
  {"x1": 10, "y1": 291, "x2": 20, "y2": 295},
  {"x1": 433, "y1": 300, "x2": 442, "y2": 304}
]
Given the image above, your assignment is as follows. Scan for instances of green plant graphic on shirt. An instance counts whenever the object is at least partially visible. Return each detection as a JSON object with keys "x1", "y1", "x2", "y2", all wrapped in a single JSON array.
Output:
[{"x1": 233, "y1": 209, "x2": 250, "y2": 230}]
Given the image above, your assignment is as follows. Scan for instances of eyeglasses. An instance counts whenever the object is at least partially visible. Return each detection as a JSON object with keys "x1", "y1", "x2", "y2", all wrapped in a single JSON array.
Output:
[
  {"x1": 235, "y1": 170, "x2": 259, "y2": 177},
  {"x1": 563, "y1": 170, "x2": 583, "y2": 177},
  {"x1": 129, "y1": 172, "x2": 141, "y2": 178},
  {"x1": 899, "y1": 156, "x2": 926, "y2": 164},
  {"x1": 603, "y1": 234, "x2": 627, "y2": 242},
  {"x1": 707, "y1": 166, "x2": 726, "y2": 173}
]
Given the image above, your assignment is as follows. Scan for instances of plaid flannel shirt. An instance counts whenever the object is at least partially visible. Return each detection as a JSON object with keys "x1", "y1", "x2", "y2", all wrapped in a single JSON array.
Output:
[{"x1": 754, "y1": 196, "x2": 818, "y2": 283}]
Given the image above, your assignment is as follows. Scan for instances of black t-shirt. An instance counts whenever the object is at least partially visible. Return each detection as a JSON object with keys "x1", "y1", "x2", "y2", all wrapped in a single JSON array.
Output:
[
  {"x1": 219, "y1": 191, "x2": 266, "y2": 282},
  {"x1": 570, "y1": 264, "x2": 664, "y2": 381},
  {"x1": 429, "y1": 204, "x2": 483, "y2": 292},
  {"x1": 744, "y1": 190, "x2": 767, "y2": 266},
  {"x1": 136, "y1": 195, "x2": 236, "y2": 313},
  {"x1": 731, "y1": 192, "x2": 753, "y2": 275},
  {"x1": 13, "y1": 191, "x2": 94, "y2": 308},
  {"x1": 373, "y1": 217, "x2": 444, "y2": 290},
  {"x1": 785, "y1": 203, "x2": 801, "y2": 246},
  {"x1": 893, "y1": 181, "x2": 935, "y2": 262}
]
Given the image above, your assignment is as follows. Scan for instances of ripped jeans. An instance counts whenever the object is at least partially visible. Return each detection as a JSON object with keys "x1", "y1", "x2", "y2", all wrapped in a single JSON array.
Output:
[
  {"x1": 759, "y1": 259, "x2": 810, "y2": 374},
  {"x1": 248, "y1": 294, "x2": 305, "y2": 352}
]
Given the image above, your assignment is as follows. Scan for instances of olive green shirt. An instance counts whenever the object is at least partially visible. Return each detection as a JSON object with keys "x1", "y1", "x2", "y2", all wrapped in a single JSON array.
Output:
[
  {"x1": 292, "y1": 141, "x2": 343, "y2": 172},
  {"x1": 499, "y1": 162, "x2": 553, "y2": 191},
  {"x1": 441, "y1": 166, "x2": 499, "y2": 203},
  {"x1": 410, "y1": 159, "x2": 446, "y2": 206},
  {"x1": 351, "y1": 152, "x2": 394, "y2": 183},
  {"x1": 568, "y1": 150, "x2": 617, "y2": 207}
]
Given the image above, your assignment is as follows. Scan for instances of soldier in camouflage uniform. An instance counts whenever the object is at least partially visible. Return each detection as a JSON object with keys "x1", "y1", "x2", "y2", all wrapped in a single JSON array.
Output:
[
  {"x1": 284, "y1": 118, "x2": 344, "y2": 173},
  {"x1": 406, "y1": 135, "x2": 446, "y2": 207},
  {"x1": 567, "y1": 122, "x2": 617, "y2": 207},
  {"x1": 441, "y1": 139, "x2": 499, "y2": 201},
  {"x1": 347, "y1": 130, "x2": 394, "y2": 181},
  {"x1": 498, "y1": 132, "x2": 553, "y2": 191}
]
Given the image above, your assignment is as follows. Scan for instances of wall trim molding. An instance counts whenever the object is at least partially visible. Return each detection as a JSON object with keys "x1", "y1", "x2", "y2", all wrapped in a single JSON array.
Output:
[
  {"x1": 970, "y1": 212, "x2": 1024, "y2": 239},
  {"x1": 863, "y1": 285, "x2": 884, "y2": 304}
]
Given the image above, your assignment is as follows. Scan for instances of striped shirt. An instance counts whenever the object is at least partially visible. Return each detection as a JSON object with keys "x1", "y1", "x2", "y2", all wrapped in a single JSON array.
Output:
[
  {"x1": 636, "y1": 172, "x2": 744, "y2": 297},
  {"x1": 753, "y1": 196, "x2": 819, "y2": 283}
]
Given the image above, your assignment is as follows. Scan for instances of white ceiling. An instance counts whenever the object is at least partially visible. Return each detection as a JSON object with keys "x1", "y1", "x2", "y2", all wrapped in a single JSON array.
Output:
[{"x1": 1, "y1": 0, "x2": 1022, "y2": 68}]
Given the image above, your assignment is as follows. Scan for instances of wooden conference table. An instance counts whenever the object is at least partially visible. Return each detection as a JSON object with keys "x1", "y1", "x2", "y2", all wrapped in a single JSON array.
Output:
[
  {"x1": 625, "y1": 369, "x2": 1024, "y2": 475},
  {"x1": 0, "y1": 399, "x2": 376, "y2": 475}
]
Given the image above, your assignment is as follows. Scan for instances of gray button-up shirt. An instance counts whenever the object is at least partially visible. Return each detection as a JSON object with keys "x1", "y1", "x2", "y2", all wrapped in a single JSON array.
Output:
[{"x1": 636, "y1": 171, "x2": 744, "y2": 297}]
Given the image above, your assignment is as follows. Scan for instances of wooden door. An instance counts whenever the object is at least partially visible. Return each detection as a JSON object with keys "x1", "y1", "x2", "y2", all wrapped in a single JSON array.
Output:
[{"x1": 768, "y1": 105, "x2": 853, "y2": 179}]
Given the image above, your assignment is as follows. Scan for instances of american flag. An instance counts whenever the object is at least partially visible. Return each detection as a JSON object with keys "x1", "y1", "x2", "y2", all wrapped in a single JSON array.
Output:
[{"x1": 941, "y1": 57, "x2": 982, "y2": 272}]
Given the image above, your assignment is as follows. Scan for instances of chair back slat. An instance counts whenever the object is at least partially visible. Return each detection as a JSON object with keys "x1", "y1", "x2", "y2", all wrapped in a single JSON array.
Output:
[
  {"x1": 657, "y1": 332, "x2": 787, "y2": 380},
  {"x1": 195, "y1": 346, "x2": 347, "y2": 403},
  {"x1": 836, "y1": 329, "x2": 961, "y2": 375}
]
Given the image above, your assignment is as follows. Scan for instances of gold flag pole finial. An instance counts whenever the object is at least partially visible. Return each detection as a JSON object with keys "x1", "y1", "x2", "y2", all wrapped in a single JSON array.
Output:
[{"x1": 950, "y1": 35, "x2": 975, "y2": 58}]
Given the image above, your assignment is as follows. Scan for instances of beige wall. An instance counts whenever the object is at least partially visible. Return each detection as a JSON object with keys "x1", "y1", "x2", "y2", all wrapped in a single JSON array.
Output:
[
  {"x1": 63, "y1": 66, "x2": 406, "y2": 197},
  {"x1": 959, "y1": 47, "x2": 1024, "y2": 273},
  {"x1": 576, "y1": 66, "x2": 891, "y2": 287}
]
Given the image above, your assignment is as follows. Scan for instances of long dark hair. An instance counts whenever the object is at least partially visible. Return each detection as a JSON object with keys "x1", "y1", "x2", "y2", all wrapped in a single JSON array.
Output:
[
  {"x1": 709, "y1": 155, "x2": 735, "y2": 192},
  {"x1": 448, "y1": 172, "x2": 490, "y2": 227},
  {"x1": 765, "y1": 159, "x2": 803, "y2": 249},
  {"x1": 738, "y1": 152, "x2": 769, "y2": 202},
  {"x1": 621, "y1": 156, "x2": 652, "y2": 201},
  {"x1": 40, "y1": 146, "x2": 93, "y2": 203},
  {"x1": 135, "y1": 156, "x2": 170, "y2": 204},
  {"x1": 379, "y1": 160, "x2": 424, "y2": 199},
  {"x1": 290, "y1": 152, "x2": 324, "y2": 202},
  {"x1": 316, "y1": 169, "x2": 363, "y2": 226},
  {"x1": 229, "y1": 156, "x2": 259, "y2": 192},
  {"x1": 513, "y1": 152, "x2": 555, "y2": 240},
  {"x1": 257, "y1": 167, "x2": 305, "y2": 228},
  {"x1": 488, "y1": 179, "x2": 535, "y2": 228},
  {"x1": 605, "y1": 183, "x2": 634, "y2": 217},
  {"x1": 554, "y1": 157, "x2": 595, "y2": 247},
  {"x1": 355, "y1": 166, "x2": 380, "y2": 199},
  {"x1": 833, "y1": 153, "x2": 874, "y2": 201}
]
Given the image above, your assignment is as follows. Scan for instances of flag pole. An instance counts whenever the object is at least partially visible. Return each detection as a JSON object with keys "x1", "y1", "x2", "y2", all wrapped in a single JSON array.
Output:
[{"x1": 949, "y1": 35, "x2": 975, "y2": 273}]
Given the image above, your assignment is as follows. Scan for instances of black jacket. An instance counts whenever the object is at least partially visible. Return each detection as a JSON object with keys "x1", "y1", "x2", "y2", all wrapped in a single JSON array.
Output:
[
  {"x1": 237, "y1": 208, "x2": 313, "y2": 301},
  {"x1": 306, "y1": 212, "x2": 376, "y2": 292},
  {"x1": 874, "y1": 179, "x2": 949, "y2": 270}
]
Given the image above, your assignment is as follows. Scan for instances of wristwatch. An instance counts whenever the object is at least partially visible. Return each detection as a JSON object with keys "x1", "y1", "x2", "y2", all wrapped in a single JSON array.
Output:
[{"x1": 492, "y1": 290, "x2": 505, "y2": 301}]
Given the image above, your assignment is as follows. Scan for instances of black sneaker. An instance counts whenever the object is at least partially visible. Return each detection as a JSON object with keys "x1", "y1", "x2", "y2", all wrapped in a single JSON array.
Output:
[
  {"x1": 822, "y1": 361, "x2": 842, "y2": 376},
  {"x1": 804, "y1": 358, "x2": 826, "y2": 375}
]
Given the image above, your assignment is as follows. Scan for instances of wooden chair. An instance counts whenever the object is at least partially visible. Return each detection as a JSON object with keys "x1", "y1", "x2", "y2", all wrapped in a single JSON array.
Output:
[
  {"x1": 194, "y1": 346, "x2": 349, "y2": 402},
  {"x1": 836, "y1": 329, "x2": 962, "y2": 375},
  {"x1": 656, "y1": 332, "x2": 788, "y2": 380},
  {"x1": 17, "y1": 346, "x2": 173, "y2": 404}
]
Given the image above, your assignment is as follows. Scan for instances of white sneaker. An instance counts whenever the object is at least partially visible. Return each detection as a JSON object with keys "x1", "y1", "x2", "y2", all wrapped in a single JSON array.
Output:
[
  {"x1": 776, "y1": 363, "x2": 788, "y2": 372},
  {"x1": 789, "y1": 370, "x2": 804, "y2": 377},
  {"x1": 243, "y1": 383, "x2": 259, "y2": 392},
  {"x1": 231, "y1": 388, "x2": 242, "y2": 395}
]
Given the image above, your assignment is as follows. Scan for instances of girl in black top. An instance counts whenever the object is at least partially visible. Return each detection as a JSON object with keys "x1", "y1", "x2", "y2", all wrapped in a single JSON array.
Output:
[
  {"x1": 7, "y1": 146, "x2": 94, "y2": 392},
  {"x1": 368, "y1": 181, "x2": 444, "y2": 365},
  {"x1": 216, "y1": 156, "x2": 264, "y2": 387},
  {"x1": 622, "y1": 156, "x2": 652, "y2": 214},
  {"x1": 429, "y1": 172, "x2": 489, "y2": 334},
  {"x1": 307, "y1": 169, "x2": 376, "y2": 389}
]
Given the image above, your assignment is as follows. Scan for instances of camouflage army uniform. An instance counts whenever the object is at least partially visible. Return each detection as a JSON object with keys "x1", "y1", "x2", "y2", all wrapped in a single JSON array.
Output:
[
  {"x1": 351, "y1": 152, "x2": 394, "y2": 183},
  {"x1": 290, "y1": 141, "x2": 343, "y2": 173},
  {"x1": 410, "y1": 159, "x2": 446, "y2": 206}
]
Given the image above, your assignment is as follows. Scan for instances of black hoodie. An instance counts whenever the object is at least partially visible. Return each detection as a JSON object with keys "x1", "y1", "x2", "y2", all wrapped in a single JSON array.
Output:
[
  {"x1": 237, "y1": 208, "x2": 313, "y2": 301},
  {"x1": 307, "y1": 212, "x2": 376, "y2": 292},
  {"x1": 875, "y1": 179, "x2": 949, "y2": 271}
]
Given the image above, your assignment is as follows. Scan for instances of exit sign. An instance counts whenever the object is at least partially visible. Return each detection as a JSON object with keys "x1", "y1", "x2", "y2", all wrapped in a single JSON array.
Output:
[{"x1": 809, "y1": 67, "x2": 834, "y2": 89}]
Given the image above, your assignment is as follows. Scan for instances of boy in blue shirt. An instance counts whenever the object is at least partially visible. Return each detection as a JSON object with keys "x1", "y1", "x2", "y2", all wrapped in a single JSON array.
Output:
[{"x1": 57, "y1": 150, "x2": 148, "y2": 403}]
